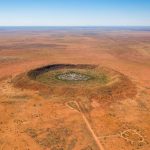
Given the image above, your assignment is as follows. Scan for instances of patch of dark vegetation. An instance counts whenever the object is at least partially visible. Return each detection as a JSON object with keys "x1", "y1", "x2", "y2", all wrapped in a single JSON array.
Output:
[
  {"x1": 67, "y1": 138, "x2": 77, "y2": 150},
  {"x1": 26, "y1": 128, "x2": 37, "y2": 138},
  {"x1": 1, "y1": 100, "x2": 25, "y2": 105},
  {"x1": 11, "y1": 95, "x2": 30, "y2": 100},
  {"x1": 26, "y1": 127, "x2": 72, "y2": 150}
]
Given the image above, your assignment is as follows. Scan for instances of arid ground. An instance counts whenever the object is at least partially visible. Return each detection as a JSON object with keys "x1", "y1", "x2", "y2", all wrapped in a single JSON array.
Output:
[{"x1": 0, "y1": 27, "x2": 150, "y2": 150}]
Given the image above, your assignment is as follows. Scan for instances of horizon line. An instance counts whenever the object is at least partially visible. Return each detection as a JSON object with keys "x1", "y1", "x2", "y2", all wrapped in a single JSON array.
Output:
[{"x1": 0, "y1": 25, "x2": 150, "y2": 27}]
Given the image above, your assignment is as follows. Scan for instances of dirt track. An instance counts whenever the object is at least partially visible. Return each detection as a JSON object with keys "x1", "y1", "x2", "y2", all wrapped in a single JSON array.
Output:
[{"x1": 75, "y1": 101, "x2": 105, "y2": 150}]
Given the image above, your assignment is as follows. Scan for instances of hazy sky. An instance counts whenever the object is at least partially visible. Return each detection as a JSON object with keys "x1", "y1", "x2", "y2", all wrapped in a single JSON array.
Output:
[{"x1": 0, "y1": 0, "x2": 150, "y2": 26}]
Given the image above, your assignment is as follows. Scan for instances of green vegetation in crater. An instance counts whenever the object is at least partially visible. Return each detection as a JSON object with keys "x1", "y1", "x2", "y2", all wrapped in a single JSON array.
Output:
[{"x1": 35, "y1": 69, "x2": 109, "y2": 86}]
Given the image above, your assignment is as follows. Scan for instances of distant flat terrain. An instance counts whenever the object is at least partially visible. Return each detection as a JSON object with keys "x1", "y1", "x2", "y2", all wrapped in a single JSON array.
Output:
[{"x1": 0, "y1": 27, "x2": 150, "y2": 150}]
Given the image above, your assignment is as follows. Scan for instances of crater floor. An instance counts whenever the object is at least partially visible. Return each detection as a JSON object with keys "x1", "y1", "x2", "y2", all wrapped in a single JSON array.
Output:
[{"x1": 56, "y1": 72, "x2": 91, "y2": 81}]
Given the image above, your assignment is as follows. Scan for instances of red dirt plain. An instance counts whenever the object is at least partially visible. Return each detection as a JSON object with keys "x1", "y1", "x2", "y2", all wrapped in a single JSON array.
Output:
[{"x1": 0, "y1": 27, "x2": 150, "y2": 150}]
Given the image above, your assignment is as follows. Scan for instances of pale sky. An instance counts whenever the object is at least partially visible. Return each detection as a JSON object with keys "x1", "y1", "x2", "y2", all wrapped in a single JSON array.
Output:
[{"x1": 0, "y1": 0, "x2": 150, "y2": 26}]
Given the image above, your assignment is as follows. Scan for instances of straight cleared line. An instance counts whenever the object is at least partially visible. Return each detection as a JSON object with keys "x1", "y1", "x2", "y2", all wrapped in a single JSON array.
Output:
[{"x1": 74, "y1": 101, "x2": 105, "y2": 150}]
